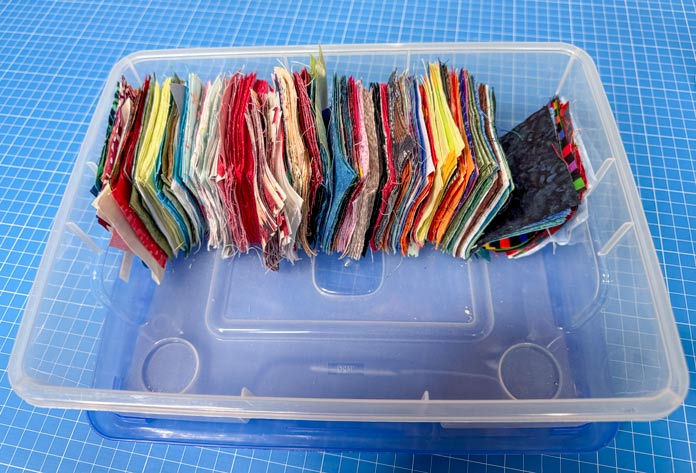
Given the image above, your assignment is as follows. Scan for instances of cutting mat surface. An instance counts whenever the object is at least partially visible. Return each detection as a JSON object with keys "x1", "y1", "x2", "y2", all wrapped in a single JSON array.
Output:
[{"x1": 1, "y1": 1, "x2": 695, "y2": 471}]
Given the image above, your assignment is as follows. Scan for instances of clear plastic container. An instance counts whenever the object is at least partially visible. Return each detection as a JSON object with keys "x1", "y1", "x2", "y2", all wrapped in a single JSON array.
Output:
[{"x1": 9, "y1": 43, "x2": 688, "y2": 430}]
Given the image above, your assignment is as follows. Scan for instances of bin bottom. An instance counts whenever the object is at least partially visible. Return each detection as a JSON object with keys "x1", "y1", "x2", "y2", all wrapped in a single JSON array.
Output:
[{"x1": 87, "y1": 411, "x2": 617, "y2": 453}]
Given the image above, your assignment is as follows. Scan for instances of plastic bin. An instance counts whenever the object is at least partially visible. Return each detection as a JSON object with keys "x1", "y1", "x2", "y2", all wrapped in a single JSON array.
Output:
[{"x1": 8, "y1": 42, "x2": 688, "y2": 451}]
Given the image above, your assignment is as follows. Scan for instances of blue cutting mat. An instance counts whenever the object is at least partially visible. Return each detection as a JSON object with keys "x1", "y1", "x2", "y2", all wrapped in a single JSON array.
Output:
[{"x1": 1, "y1": 0, "x2": 695, "y2": 471}]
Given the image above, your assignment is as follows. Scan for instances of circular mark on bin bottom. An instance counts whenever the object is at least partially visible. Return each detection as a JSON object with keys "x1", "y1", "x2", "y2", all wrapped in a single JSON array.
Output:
[
  {"x1": 142, "y1": 338, "x2": 199, "y2": 393},
  {"x1": 498, "y1": 343, "x2": 562, "y2": 400}
]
